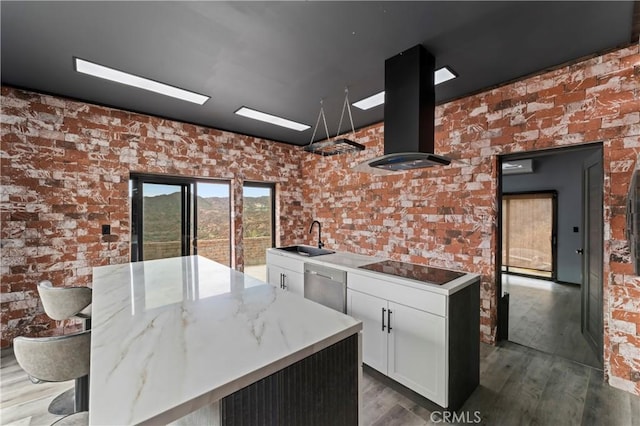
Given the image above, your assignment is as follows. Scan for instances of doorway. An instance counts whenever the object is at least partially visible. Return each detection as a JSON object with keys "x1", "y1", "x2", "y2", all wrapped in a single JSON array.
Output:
[
  {"x1": 242, "y1": 182, "x2": 276, "y2": 281},
  {"x1": 130, "y1": 174, "x2": 231, "y2": 265},
  {"x1": 497, "y1": 145, "x2": 603, "y2": 369}
]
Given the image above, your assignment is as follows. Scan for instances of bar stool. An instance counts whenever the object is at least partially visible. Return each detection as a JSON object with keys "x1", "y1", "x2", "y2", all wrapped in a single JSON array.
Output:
[
  {"x1": 51, "y1": 412, "x2": 89, "y2": 426},
  {"x1": 13, "y1": 331, "x2": 91, "y2": 414},
  {"x1": 37, "y1": 280, "x2": 92, "y2": 330},
  {"x1": 37, "y1": 281, "x2": 92, "y2": 414}
]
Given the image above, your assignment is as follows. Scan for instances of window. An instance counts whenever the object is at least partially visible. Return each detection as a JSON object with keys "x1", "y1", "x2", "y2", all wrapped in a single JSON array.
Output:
[
  {"x1": 242, "y1": 183, "x2": 275, "y2": 281},
  {"x1": 502, "y1": 192, "x2": 557, "y2": 279}
]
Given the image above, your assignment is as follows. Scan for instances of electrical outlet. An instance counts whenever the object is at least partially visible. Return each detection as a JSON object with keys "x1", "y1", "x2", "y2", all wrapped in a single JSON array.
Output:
[{"x1": 573, "y1": 227, "x2": 579, "y2": 233}]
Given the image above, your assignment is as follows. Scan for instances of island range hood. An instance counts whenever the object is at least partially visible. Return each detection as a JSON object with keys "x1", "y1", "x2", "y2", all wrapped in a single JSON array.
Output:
[{"x1": 365, "y1": 45, "x2": 452, "y2": 171}]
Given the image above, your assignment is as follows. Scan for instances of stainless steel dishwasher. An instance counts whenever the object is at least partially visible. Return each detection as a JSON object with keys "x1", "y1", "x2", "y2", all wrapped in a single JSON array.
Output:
[{"x1": 304, "y1": 263, "x2": 347, "y2": 313}]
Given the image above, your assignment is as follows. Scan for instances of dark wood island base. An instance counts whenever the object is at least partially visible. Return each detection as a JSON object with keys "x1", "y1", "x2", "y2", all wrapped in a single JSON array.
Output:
[{"x1": 221, "y1": 333, "x2": 359, "y2": 426}]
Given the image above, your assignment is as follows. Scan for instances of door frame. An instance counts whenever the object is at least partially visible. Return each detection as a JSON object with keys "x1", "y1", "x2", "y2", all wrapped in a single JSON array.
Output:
[
  {"x1": 495, "y1": 142, "x2": 604, "y2": 342},
  {"x1": 242, "y1": 181, "x2": 277, "y2": 249}
]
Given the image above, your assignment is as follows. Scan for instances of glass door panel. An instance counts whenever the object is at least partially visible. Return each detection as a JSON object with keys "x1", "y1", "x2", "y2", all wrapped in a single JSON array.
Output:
[
  {"x1": 242, "y1": 184, "x2": 275, "y2": 281},
  {"x1": 141, "y1": 183, "x2": 186, "y2": 261},
  {"x1": 195, "y1": 182, "x2": 231, "y2": 266}
]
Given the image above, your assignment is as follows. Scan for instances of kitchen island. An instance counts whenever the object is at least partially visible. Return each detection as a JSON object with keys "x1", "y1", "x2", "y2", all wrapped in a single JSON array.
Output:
[{"x1": 90, "y1": 255, "x2": 362, "y2": 425}]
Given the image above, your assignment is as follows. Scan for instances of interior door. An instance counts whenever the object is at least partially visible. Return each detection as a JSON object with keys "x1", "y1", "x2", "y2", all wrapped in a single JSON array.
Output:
[{"x1": 581, "y1": 151, "x2": 603, "y2": 363}]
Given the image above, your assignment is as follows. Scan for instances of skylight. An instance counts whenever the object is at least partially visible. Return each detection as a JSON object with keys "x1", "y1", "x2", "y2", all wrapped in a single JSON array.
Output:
[
  {"x1": 353, "y1": 66, "x2": 458, "y2": 110},
  {"x1": 74, "y1": 58, "x2": 210, "y2": 105},
  {"x1": 235, "y1": 107, "x2": 310, "y2": 131},
  {"x1": 353, "y1": 91, "x2": 386, "y2": 111}
]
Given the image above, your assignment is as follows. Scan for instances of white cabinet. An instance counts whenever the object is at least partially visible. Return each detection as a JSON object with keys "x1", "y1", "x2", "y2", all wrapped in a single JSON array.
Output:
[
  {"x1": 266, "y1": 252, "x2": 304, "y2": 296},
  {"x1": 387, "y1": 301, "x2": 446, "y2": 404},
  {"x1": 347, "y1": 288, "x2": 446, "y2": 407},
  {"x1": 347, "y1": 289, "x2": 387, "y2": 373},
  {"x1": 267, "y1": 264, "x2": 303, "y2": 295}
]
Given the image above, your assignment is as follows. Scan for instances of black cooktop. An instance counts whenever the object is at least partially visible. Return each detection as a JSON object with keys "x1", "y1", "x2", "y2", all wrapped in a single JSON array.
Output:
[{"x1": 358, "y1": 260, "x2": 464, "y2": 285}]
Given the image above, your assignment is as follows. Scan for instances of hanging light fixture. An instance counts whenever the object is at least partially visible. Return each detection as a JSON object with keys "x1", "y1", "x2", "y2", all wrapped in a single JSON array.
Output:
[{"x1": 304, "y1": 88, "x2": 365, "y2": 156}]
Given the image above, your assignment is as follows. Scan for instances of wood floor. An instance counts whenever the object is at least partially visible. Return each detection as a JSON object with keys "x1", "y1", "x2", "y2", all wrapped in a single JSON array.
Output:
[
  {"x1": 3, "y1": 341, "x2": 639, "y2": 425},
  {"x1": 503, "y1": 274, "x2": 601, "y2": 369},
  {"x1": 363, "y1": 342, "x2": 639, "y2": 426}
]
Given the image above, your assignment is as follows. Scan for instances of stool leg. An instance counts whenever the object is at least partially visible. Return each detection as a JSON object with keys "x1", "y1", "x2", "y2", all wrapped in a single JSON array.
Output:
[{"x1": 75, "y1": 375, "x2": 89, "y2": 412}]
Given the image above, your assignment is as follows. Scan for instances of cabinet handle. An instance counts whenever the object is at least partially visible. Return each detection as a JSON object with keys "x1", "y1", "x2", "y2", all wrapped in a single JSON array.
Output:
[
  {"x1": 279, "y1": 273, "x2": 284, "y2": 289},
  {"x1": 282, "y1": 273, "x2": 287, "y2": 290},
  {"x1": 382, "y1": 308, "x2": 386, "y2": 331},
  {"x1": 387, "y1": 309, "x2": 392, "y2": 334}
]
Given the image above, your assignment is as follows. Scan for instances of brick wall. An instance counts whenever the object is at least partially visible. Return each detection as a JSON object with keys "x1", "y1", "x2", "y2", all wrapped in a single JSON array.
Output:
[
  {"x1": 300, "y1": 45, "x2": 640, "y2": 395},
  {"x1": 2, "y1": 44, "x2": 639, "y2": 396},
  {"x1": 0, "y1": 88, "x2": 308, "y2": 347}
]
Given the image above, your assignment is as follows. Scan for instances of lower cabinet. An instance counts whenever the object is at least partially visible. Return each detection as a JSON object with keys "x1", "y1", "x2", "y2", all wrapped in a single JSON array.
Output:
[
  {"x1": 266, "y1": 252, "x2": 304, "y2": 296},
  {"x1": 267, "y1": 265, "x2": 304, "y2": 295},
  {"x1": 347, "y1": 288, "x2": 446, "y2": 407}
]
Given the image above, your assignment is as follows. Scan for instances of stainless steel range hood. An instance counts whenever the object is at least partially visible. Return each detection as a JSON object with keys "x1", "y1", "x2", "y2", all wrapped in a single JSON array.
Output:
[{"x1": 362, "y1": 45, "x2": 452, "y2": 172}]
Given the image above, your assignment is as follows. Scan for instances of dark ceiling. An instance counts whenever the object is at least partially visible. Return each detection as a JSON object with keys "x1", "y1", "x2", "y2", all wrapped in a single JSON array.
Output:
[{"x1": 1, "y1": 1, "x2": 636, "y2": 146}]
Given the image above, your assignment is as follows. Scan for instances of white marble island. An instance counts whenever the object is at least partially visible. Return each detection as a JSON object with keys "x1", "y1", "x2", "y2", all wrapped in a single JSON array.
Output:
[{"x1": 90, "y1": 255, "x2": 362, "y2": 425}]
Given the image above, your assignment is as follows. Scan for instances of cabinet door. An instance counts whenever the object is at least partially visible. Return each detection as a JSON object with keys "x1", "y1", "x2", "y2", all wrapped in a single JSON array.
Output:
[
  {"x1": 387, "y1": 302, "x2": 447, "y2": 407},
  {"x1": 283, "y1": 271, "x2": 304, "y2": 296},
  {"x1": 347, "y1": 289, "x2": 387, "y2": 374},
  {"x1": 267, "y1": 265, "x2": 285, "y2": 288}
]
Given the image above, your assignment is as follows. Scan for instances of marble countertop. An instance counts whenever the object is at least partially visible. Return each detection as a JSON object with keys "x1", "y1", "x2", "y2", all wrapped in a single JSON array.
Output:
[
  {"x1": 89, "y1": 255, "x2": 361, "y2": 425},
  {"x1": 268, "y1": 247, "x2": 480, "y2": 296}
]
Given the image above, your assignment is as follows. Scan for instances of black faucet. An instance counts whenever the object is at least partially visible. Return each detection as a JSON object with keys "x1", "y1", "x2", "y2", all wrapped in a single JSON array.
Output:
[{"x1": 309, "y1": 220, "x2": 324, "y2": 249}]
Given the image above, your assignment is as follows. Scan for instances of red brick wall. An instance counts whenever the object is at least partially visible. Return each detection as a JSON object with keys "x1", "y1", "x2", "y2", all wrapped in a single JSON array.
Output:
[
  {"x1": 2, "y1": 44, "x2": 639, "y2": 395},
  {"x1": 300, "y1": 45, "x2": 640, "y2": 395},
  {"x1": 0, "y1": 87, "x2": 308, "y2": 346}
]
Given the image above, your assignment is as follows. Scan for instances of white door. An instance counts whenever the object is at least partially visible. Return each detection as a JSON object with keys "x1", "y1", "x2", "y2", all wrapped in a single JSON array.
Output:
[
  {"x1": 387, "y1": 302, "x2": 447, "y2": 407},
  {"x1": 347, "y1": 289, "x2": 387, "y2": 374},
  {"x1": 267, "y1": 265, "x2": 285, "y2": 288},
  {"x1": 283, "y1": 271, "x2": 304, "y2": 296}
]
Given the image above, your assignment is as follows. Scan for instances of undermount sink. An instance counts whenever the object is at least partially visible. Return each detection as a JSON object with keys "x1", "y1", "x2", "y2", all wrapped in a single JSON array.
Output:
[{"x1": 277, "y1": 245, "x2": 335, "y2": 257}]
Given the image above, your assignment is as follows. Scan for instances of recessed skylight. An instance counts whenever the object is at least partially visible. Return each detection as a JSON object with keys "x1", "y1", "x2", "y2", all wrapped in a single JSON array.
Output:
[
  {"x1": 235, "y1": 107, "x2": 310, "y2": 131},
  {"x1": 74, "y1": 58, "x2": 210, "y2": 105},
  {"x1": 353, "y1": 66, "x2": 459, "y2": 110},
  {"x1": 353, "y1": 91, "x2": 386, "y2": 111},
  {"x1": 434, "y1": 66, "x2": 457, "y2": 85}
]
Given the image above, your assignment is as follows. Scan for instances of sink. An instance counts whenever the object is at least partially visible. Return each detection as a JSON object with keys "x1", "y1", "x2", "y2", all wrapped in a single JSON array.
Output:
[{"x1": 276, "y1": 245, "x2": 335, "y2": 257}]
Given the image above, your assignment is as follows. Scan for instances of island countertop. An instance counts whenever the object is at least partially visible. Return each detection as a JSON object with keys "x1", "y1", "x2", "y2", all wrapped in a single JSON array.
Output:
[{"x1": 89, "y1": 255, "x2": 362, "y2": 425}]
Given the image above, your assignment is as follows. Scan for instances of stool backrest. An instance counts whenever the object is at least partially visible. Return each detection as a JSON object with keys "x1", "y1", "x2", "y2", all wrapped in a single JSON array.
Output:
[
  {"x1": 38, "y1": 281, "x2": 92, "y2": 321},
  {"x1": 13, "y1": 331, "x2": 91, "y2": 382}
]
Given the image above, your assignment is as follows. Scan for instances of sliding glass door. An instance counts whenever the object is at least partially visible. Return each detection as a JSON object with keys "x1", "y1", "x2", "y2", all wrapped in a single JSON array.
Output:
[
  {"x1": 130, "y1": 175, "x2": 230, "y2": 265},
  {"x1": 242, "y1": 183, "x2": 275, "y2": 280},
  {"x1": 193, "y1": 182, "x2": 231, "y2": 266}
]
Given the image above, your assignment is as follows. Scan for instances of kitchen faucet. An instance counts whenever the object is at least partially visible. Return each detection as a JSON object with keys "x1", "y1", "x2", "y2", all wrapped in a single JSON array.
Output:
[{"x1": 309, "y1": 220, "x2": 324, "y2": 249}]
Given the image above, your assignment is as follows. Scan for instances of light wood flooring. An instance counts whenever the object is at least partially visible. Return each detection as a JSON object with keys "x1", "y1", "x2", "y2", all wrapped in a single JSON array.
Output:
[
  {"x1": 3, "y1": 341, "x2": 639, "y2": 425},
  {"x1": 503, "y1": 274, "x2": 601, "y2": 369}
]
